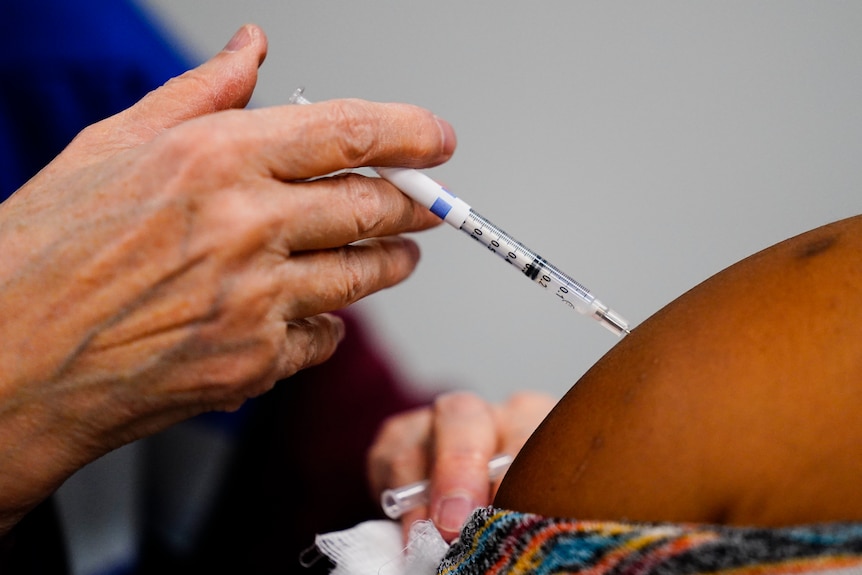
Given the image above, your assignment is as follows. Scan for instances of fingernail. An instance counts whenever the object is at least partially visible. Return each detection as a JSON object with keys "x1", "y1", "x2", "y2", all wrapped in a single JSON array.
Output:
[
  {"x1": 434, "y1": 493, "x2": 477, "y2": 533},
  {"x1": 435, "y1": 116, "x2": 457, "y2": 157},
  {"x1": 223, "y1": 25, "x2": 252, "y2": 52}
]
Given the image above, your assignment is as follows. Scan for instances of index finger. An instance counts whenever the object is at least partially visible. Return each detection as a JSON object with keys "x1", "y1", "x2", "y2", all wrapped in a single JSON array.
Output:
[
  {"x1": 428, "y1": 392, "x2": 498, "y2": 540},
  {"x1": 249, "y1": 98, "x2": 457, "y2": 181}
]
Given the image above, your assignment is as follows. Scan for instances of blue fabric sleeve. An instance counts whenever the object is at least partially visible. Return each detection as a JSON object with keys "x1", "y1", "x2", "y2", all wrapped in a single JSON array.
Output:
[{"x1": 0, "y1": 0, "x2": 196, "y2": 200}]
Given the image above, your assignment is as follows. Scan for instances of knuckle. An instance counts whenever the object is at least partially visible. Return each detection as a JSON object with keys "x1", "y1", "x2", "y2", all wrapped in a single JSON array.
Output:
[
  {"x1": 342, "y1": 176, "x2": 389, "y2": 236},
  {"x1": 327, "y1": 100, "x2": 377, "y2": 166},
  {"x1": 158, "y1": 113, "x2": 247, "y2": 181},
  {"x1": 387, "y1": 449, "x2": 424, "y2": 481},
  {"x1": 366, "y1": 438, "x2": 387, "y2": 468},
  {"x1": 366, "y1": 428, "x2": 424, "y2": 488},
  {"x1": 373, "y1": 415, "x2": 404, "y2": 445},
  {"x1": 504, "y1": 390, "x2": 556, "y2": 416},
  {"x1": 437, "y1": 448, "x2": 487, "y2": 473},
  {"x1": 72, "y1": 121, "x2": 107, "y2": 148},
  {"x1": 281, "y1": 319, "x2": 319, "y2": 374},
  {"x1": 333, "y1": 248, "x2": 368, "y2": 304},
  {"x1": 194, "y1": 339, "x2": 281, "y2": 407},
  {"x1": 282, "y1": 316, "x2": 340, "y2": 374},
  {"x1": 505, "y1": 390, "x2": 541, "y2": 409},
  {"x1": 295, "y1": 340, "x2": 321, "y2": 375},
  {"x1": 435, "y1": 390, "x2": 487, "y2": 415},
  {"x1": 375, "y1": 408, "x2": 421, "y2": 443}
]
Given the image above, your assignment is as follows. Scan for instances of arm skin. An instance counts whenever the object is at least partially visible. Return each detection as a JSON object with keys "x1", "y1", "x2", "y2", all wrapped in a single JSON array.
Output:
[
  {"x1": 0, "y1": 24, "x2": 456, "y2": 536},
  {"x1": 496, "y1": 214, "x2": 862, "y2": 527}
]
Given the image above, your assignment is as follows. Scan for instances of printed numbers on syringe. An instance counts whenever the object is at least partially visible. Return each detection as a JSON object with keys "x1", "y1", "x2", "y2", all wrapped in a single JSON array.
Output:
[{"x1": 461, "y1": 211, "x2": 596, "y2": 312}]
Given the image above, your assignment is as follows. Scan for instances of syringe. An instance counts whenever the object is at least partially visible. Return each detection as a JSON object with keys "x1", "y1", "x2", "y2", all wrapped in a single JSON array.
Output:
[
  {"x1": 289, "y1": 88, "x2": 630, "y2": 336},
  {"x1": 381, "y1": 453, "x2": 514, "y2": 519}
]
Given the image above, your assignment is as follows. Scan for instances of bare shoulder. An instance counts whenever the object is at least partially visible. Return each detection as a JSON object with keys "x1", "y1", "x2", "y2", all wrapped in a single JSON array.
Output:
[{"x1": 495, "y1": 215, "x2": 862, "y2": 526}]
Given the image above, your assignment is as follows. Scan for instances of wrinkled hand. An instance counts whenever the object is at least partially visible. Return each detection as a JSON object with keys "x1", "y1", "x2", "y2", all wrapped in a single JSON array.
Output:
[
  {"x1": 367, "y1": 390, "x2": 555, "y2": 542},
  {"x1": 0, "y1": 24, "x2": 455, "y2": 534}
]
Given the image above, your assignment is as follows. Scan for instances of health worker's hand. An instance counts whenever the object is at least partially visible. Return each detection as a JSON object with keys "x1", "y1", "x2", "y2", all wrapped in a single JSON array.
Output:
[
  {"x1": 367, "y1": 390, "x2": 555, "y2": 542},
  {"x1": 0, "y1": 24, "x2": 455, "y2": 535}
]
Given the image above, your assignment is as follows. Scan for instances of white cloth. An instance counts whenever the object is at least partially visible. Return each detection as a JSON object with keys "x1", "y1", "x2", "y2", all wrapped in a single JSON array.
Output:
[{"x1": 313, "y1": 519, "x2": 450, "y2": 575}]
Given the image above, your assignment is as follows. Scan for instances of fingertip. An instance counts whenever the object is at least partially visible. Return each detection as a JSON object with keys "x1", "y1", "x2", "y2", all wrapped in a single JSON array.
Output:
[
  {"x1": 432, "y1": 491, "x2": 477, "y2": 540},
  {"x1": 435, "y1": 116, "x2": 457, "y2": 158},
  {"x1": 400, "y1": 508, "x2": 426, "y2": 542},
  {"x1": 222, "y1": 24, "x2": 268, "y2": 65},
  {"x1": 402, "y1": 236, "x2": 422, "y2": 264},
  {"x1": 223, "y1": 25, "x2": 253, "y2": 52},
  {"x1": 316, "y1": 312, "x2": 346, "y2": 345},
  {"x1": 375, "y1": 236, "x2": 423, "y2": 275},
  {"x1": 331, "y1": 313, "x2": 346, "y2": 343}
]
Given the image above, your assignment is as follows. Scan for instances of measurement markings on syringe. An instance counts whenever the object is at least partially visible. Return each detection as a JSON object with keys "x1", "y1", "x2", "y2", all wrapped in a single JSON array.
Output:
[
  {"x1": 462, "y1": 212, "x2": 594, "y2": 308},
  {"x1": 464, "y1": 214, "x2": 534, "y2": 275}
]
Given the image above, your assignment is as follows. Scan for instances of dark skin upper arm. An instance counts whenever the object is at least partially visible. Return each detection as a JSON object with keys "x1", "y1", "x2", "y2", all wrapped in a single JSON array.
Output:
[{"x1": 495, "y1": 214, "x2": 862, "y2": 526}]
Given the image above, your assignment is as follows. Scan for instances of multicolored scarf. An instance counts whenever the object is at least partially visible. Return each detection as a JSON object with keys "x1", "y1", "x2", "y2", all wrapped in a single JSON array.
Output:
[{"x1": 438, "y1": 507, "x2": 862, "y2": 574}]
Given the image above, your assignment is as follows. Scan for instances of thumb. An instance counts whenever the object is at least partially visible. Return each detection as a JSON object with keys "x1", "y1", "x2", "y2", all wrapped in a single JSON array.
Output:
[{"x1": 88, "y1": 24, "x2": 268, "y2": 150}]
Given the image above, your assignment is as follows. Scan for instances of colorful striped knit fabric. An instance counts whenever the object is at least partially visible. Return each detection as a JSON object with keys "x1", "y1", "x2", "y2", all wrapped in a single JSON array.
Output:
[{"x1": 438, "y1": 507, "x2": 862, "y2": 574}]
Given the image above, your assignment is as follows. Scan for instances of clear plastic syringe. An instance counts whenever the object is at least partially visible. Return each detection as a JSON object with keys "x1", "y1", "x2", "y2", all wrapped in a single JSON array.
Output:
[
  {"x1": 380, "y1": 453, "x2": 514, "y2": 519},
  {"x1": 289, "y1": 88, "x2": 630, "y2": 336}
]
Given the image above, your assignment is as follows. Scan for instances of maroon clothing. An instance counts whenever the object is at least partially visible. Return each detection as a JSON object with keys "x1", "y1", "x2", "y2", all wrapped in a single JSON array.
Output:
[{"x1": 172, "y1": 309, "x2": 436, "y2": 574}]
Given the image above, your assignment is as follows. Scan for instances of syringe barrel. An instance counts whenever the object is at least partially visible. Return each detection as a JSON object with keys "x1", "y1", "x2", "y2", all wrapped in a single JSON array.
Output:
[
  {"x1": 375, "y1": 166, "x2": 471, "y2": 228},
  {"x1": 381, "y1": 480, "x2": 430, "y2": 520}
]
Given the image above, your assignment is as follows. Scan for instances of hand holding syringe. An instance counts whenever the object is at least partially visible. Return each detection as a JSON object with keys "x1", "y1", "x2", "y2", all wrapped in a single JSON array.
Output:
[{"x1": 289, "y1": 88, "x2": 631, "y2": 336}]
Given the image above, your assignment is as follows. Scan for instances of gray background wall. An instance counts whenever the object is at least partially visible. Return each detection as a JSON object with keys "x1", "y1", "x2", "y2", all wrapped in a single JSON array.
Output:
[{"x1": 140, "y1": 0, "x2": 862, "y2": 401}]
